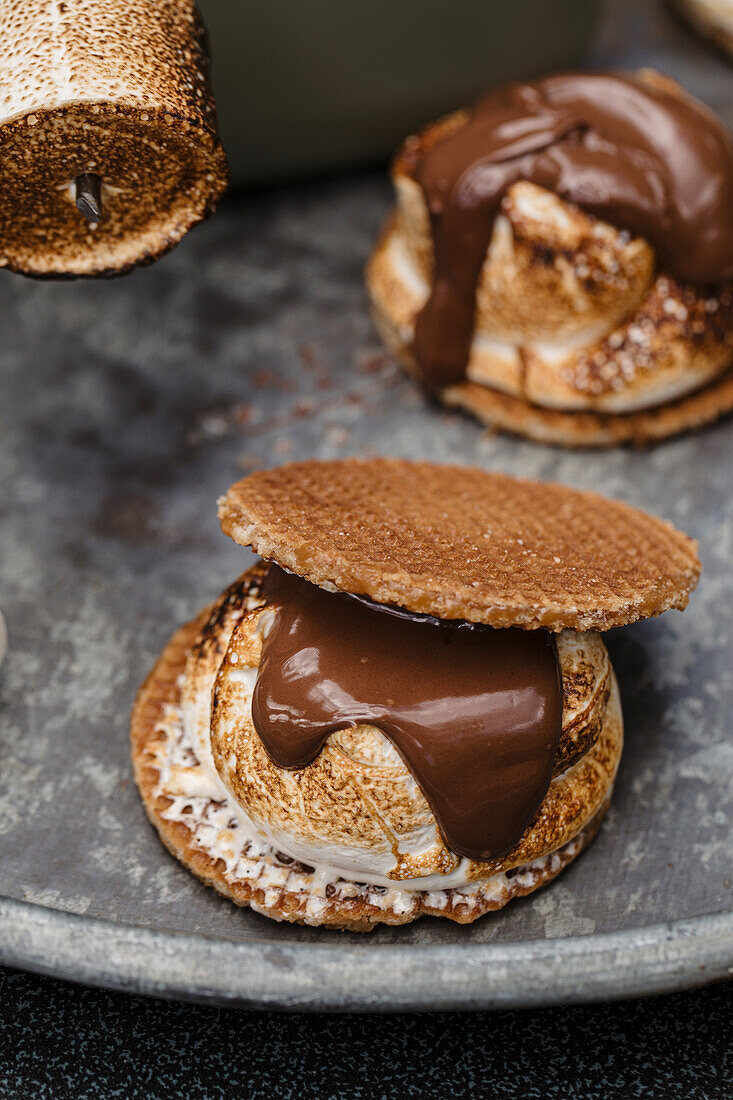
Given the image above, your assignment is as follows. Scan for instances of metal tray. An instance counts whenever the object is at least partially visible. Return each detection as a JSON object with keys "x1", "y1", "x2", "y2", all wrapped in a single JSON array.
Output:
[{"x1": 1, "y1": 0, "x2": 732, "y2": 1011}]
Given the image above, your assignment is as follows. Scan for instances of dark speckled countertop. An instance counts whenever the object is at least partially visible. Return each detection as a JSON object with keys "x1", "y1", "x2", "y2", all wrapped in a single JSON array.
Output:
[
  {"x1": 1, "y1": 0, "x2": 732, "y2": 1094},
  {"x1": 1, "y1": 969, "x2": 730, "y2": 1099}
]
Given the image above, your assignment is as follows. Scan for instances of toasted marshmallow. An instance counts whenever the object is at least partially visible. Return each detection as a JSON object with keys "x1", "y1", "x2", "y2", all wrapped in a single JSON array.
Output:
[
  {"x1": 180, "y1": 574, "x2": 620, "y2": 891},
  {"x1": 374, "y1": 179, "x2": 733, "y2": 413}
]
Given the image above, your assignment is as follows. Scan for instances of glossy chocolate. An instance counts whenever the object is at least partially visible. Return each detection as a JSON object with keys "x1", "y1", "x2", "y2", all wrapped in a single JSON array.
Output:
[
  {"x1": 251, "y1": 566, "x2": 563, "y2": 862},
  {"x1": 412, "y1": 72, "x2": 733, "y2": 387}
]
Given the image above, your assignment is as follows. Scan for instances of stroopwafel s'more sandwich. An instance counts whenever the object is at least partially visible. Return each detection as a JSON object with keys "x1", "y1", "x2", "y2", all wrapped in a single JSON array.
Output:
[
  {"x1": 132, "y1": 459, "x2": 699, "y2": 930},
  {"x1": 367, "y1": 71, "x2": 733, "y2": 446}
]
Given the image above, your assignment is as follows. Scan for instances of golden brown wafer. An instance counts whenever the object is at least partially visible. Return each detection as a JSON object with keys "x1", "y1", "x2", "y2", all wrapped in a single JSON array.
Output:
[
  {"x1": 442, "y1": 371, "x2": 733, "y2": 447},
  {"x1": 218, "y1": 459, "x2": 700, "y2": 631}
]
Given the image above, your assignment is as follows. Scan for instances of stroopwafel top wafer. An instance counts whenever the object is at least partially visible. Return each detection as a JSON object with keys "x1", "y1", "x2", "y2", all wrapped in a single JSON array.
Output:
[{"x1": 218, "y1": 459, "x2": 700, "y2": 631}]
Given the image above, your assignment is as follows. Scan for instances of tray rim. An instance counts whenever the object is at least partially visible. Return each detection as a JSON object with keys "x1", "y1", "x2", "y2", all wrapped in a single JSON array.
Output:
[{"x1": 2, "y1": 896, "x2": 731, "y2": 1011}]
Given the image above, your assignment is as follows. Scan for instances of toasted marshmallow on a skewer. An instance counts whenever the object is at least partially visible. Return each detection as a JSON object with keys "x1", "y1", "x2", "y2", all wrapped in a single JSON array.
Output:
[{"x1": 0, "y1": 0, "x2": 227, "y2": 276}]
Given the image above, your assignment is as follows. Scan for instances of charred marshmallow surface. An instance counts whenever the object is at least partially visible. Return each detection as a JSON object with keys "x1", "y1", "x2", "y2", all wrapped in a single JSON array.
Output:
[
  {"x1": 168, "y1": 565, "x2": 621, "y2": 896},
  {"x1": 251, "y1": 566, "x2": 563, "y2": 863},
  {"x1": 411, "y1": 72, "x2": 733, "y2": 387}
]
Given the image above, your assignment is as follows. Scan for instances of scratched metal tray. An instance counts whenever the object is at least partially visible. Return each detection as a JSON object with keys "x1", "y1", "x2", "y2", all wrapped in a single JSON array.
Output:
[{"x1": 1, "y1": 0, "x2": 732, "y2": 1011}]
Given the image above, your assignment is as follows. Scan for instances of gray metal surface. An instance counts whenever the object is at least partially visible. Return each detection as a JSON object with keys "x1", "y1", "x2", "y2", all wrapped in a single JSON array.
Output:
[
  {"x1": 1, "y1": 900, "x2": 731, "y2": 1011},
  {"x1": 0, "y1": 0, "x2": 732, "y2": 1010}
]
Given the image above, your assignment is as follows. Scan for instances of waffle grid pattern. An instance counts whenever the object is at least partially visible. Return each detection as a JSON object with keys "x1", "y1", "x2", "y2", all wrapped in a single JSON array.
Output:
[{"x1": 220, "y1": 459, "x2": 700, "y2": 630}]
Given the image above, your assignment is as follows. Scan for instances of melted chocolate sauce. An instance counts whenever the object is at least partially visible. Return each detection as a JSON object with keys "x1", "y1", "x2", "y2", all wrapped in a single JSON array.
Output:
[
  {"x1": 412, "y1": 72, "x2": 733, "y2": 387},
  {"x1": 251, "y1": 566, "x2": 563, "y2": 862}
]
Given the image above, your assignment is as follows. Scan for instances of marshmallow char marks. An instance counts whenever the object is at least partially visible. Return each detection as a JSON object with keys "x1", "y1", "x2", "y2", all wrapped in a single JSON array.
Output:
[
  {"x1": 366, "y1": 71, "x2": 733, "y2": 445},
  {"x1": 0, "y1": 0, "x2": 227, "y2": 276},
  {"x1": 132, "y1": 460, "x2": 700, "y2": 930}
]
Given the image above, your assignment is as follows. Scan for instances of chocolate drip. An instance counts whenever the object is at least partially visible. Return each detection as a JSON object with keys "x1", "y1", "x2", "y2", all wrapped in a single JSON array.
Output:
[
  {"x1": 251, "y1": 566, "x2": 563, "y2": 862},
  {"x1": 413, "y1": 73, "x2": 733, "y2": 387}
]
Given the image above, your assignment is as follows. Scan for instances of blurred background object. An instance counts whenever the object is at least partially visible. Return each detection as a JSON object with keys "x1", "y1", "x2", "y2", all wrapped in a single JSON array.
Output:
[
  {"x1": 198, "y1": 0, "x2": 600, "y2": 186},
  {"x1": 669, "y1": 0, "x2": 733, "y2": 60}
]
